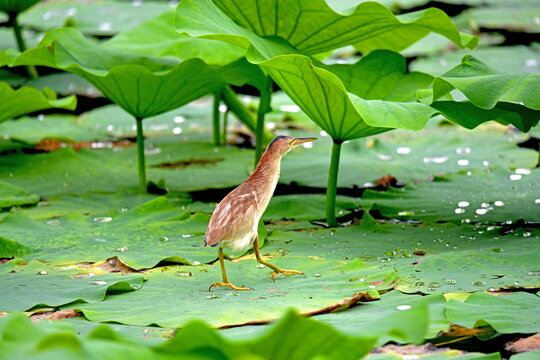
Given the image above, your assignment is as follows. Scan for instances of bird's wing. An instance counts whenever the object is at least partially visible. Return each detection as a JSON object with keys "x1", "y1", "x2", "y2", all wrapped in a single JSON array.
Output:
[{"x1": 204, "y1": 184, "x2": 259, "y2": 247}]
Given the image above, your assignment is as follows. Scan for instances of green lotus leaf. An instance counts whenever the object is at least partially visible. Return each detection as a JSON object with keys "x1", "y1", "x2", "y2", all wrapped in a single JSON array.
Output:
[
  {"x1": 0, "y1": 259, "x2": 145, "y2": 311},
  {"x1": 0, "y1": 197, "x2": 216, "y2": 269},
  {"x1": 0, "y1": 0, "x2": 41, "y2": 15},
  {"x1": 174, "y1": 1, "x2": 480, "y2": 142},
  {"x1": 0, "y1": 180, "x2": 39, "y2": 208},
  {"x1": 258, "y1": 54, "x2": 437, "y2": 140},
  {"x1": 0, "y1": 82, "x2": 76, "y2": 123},
  {"x1": 314, "y1": 291, "x2": 448, "y2": 346},
  {"x1": 103, "y1": 10, "x2": 245, "y2": 67},
  {"x1": 430, "y1": 101, "x2": 540, "y2": 133},
  {"x1": 433, "y1": 56, "x2": 540, "y2": 111},
  {"x1": 0, "y1": 143, "x2": 253, "y2": 197},
  {"x1": 464, "y1": 6, "x2": 540, "y2": 34},
  {"x1": 18, "y1": 0, "x2": 170, "y2": 37},
  {"x1": 66, "y1": 261, "x2": 387, "y2": 328},
  {"x1": 265, "y1": 213, "x2": 540, "y2": 294},
  {"x1": 175, "y1": 0, "x2": 476, "y2": 57},
  {"x1": 446, "y1": 292, "x2": 540, "y2": 335},
  {"x1": 0, "y1": 311, "x2": 376, "y2": 360},
  {"x1": 409, "y1": 44, "x2": 539, "y2": 77},
  {"x1": 360, "y1": 167, "x2": 540, "y2": 225},
  {"x1": 323, "y1": 50, "x2": 434, "y2": 102},
  {"x1": 3, "y1": 27, "x2": 257, "y2": 119}
]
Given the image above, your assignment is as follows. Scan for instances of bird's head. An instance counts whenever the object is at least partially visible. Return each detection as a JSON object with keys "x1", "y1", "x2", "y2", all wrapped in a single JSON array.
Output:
[{"x1": 265, "y1": 136, "x2": 317, "y2": 157}]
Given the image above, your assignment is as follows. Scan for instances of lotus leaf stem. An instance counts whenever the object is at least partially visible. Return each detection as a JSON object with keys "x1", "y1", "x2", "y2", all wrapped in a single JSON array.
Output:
[
  {"x1": 213, "y1": 90, "x2": 221, "y2": 146},
  {"x1": 255, "y1": 76, "x2": 273, "y2": 165},
  {"x1": 135, "y1": 117, "x2": 147, "y2": 192},
  {"x1": 221, "y1": 86, "x2": 257, "y2": 133},
  {"x1": 326, "y1": 139, "x2": 343, "y2": 227},
  {"x1": 9, "y1": 13, "x2": 38, "y2": 79}
]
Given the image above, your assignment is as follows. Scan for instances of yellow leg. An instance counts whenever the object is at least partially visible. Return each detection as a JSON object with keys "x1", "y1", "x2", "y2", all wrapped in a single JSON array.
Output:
[
  {"x1": 209, "y1": 248, "x2": 251, "y2": 291},
  {"x1": 253, "y1": 236, "x2": 304, "y2": 281}
]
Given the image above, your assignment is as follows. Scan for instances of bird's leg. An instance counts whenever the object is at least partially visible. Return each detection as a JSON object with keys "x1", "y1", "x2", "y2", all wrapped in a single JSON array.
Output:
[
  {"x1": 209, "y1": 247, "x2": 251, "y2": 291},
  {"x1": 253, "y1": 236, "x2": 304, "y2": 281}
]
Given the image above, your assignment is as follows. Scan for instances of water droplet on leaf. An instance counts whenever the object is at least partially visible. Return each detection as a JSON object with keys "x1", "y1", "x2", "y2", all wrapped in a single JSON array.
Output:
[
  {"x1": 175, "y1": 272, "x2": 193, "y2": 277},
  {"x1": 89, "y1": 280, "x2": 107, "y2": 285}
]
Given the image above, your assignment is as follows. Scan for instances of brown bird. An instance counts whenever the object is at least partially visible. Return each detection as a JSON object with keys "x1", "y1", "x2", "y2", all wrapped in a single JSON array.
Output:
[{"x1": 204, "y1": 136, "x2": 317, "y2": 291}]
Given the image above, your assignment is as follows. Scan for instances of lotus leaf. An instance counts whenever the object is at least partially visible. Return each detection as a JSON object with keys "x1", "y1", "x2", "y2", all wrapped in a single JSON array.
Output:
[
  {"x1": 0, "y1": 259, "x2": 145, "y2": 312},
  {"x1": 0, "y1": 180, "x2": 39, "y2": 208},
  {"x1": 0, "y1": 0, "x2": 41, "y2": 15},
  {"x1": 446, "y1": 292, "x2": 540, "y2": 335},
  {"x1": 0, "y1": 82, "x2": 76, "y2": 123},
  {"x1": 360, "y1": 167, "x2": 540, "y2": 224},
  {"x1": 65, "y1": 261, "x2": 389, "y2": 328},
  {"x1": 19, "y1": 0, "x2": 169, "y2": 36}
]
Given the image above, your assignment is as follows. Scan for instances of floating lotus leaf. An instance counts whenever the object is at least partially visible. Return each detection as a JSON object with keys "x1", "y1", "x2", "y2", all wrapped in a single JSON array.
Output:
[
  {"x1": 0, "y1": 180, "x2": 39, "y2": 208},
  {"x1": 0, "y1": 259, "x2": 145, "y2": 312},
  {"x1": 360, "y1": 167, "x2": 540, "y2": 225},
  {"x1": 446, "y1": 292, "x2": 540, "y2": 335}
]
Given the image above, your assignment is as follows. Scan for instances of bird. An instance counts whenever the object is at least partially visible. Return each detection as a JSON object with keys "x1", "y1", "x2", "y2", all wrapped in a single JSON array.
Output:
[{"x1": 204, "y1": 136, "x2": 317, "y2": 291}]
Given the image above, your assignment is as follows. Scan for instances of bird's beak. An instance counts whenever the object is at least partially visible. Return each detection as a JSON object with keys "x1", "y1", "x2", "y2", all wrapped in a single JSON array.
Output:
[{"x1": 291, "y1": 137, "x2": 317, "y2": 147}]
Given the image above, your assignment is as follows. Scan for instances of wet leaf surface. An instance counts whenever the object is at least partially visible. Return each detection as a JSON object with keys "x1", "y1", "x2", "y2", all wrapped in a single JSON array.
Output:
[
  {"x1": 361, "y1": 167, "x2": 540, "y2": 224},
  {"x1": 0, "y1": 197, "x2": 215, "y2": 269},
  {"x1": 62, "y1": 260, "x2": 387, "y2": 328},
  {"x1": 0, "y1": 259, "x2": 145, "y2": 311},
  {"x1": 446, "y1": 292, "x2": 540, "y2": 335}
]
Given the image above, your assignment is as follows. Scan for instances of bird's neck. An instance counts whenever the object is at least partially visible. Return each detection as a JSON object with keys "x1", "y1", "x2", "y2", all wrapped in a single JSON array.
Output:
[{"x1": 249, "y1": 153, "x2": 282, "y2": 199}]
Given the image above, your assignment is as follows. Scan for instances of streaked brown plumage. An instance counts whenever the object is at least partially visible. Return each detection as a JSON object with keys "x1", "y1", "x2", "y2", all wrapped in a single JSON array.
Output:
[{"x1": 204, "y1": 136, "x2": 316, "y2": 291}]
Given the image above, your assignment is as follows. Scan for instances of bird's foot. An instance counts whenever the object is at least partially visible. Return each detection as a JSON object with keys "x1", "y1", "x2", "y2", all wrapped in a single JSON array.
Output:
[
  {"x1": 209, "y1": 282, "x2": 252, "y2": 291},
  {"x1": 270, "y1": 269, "x2": 305, "y2": 281}
]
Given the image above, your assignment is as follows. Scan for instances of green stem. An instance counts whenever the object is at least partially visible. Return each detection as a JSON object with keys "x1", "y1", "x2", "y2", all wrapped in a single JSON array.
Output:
[
  {"x1": 255, "y1": 76, "x2": 273, "y2": 165},
  {"x1": 135, "y1": 117, "x2": 147, "y2": 192},
  {"x1": 9, "y1": 13, "x2": 38, "y2": 79},
  {"x1": 326, "y1": 140, "x2": 343, "y2": 227},
  {"x1": 222, "y1": 109, "x2": 229, "y2": 145},
  {"x1": 221, "y1": 86, "x2": 257, "y2": 133},
  {"x1": 212, "y1": 90, "x2": 221, "y2": 146}
]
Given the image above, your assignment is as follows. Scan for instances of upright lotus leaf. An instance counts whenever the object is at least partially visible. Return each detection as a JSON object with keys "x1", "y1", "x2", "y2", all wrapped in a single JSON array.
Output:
[
  {"x1": 433, "y1": 56, "x2": 540, "y2": 110},
  {"x1": 324, "y1": 50, "x2": 434, "y2": 102},
  {"x1": 0, "y1": 82, "x2": 76, "y2": 123},
  {"x1": 0, "y1": 0, "x2": 41, "y2": 14},
  {"x1": 102, "y1": 10, "x2": 244, "y2": 66},
  {"x1": 176, "y1": 0, "x2": 476, "y2": 57},
  {"x1": 429, "y1": 56, "x2": 540, "y2": 132},
  {"x1": 3, "y1": 27, "x2": 263, "y2": 191}
]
